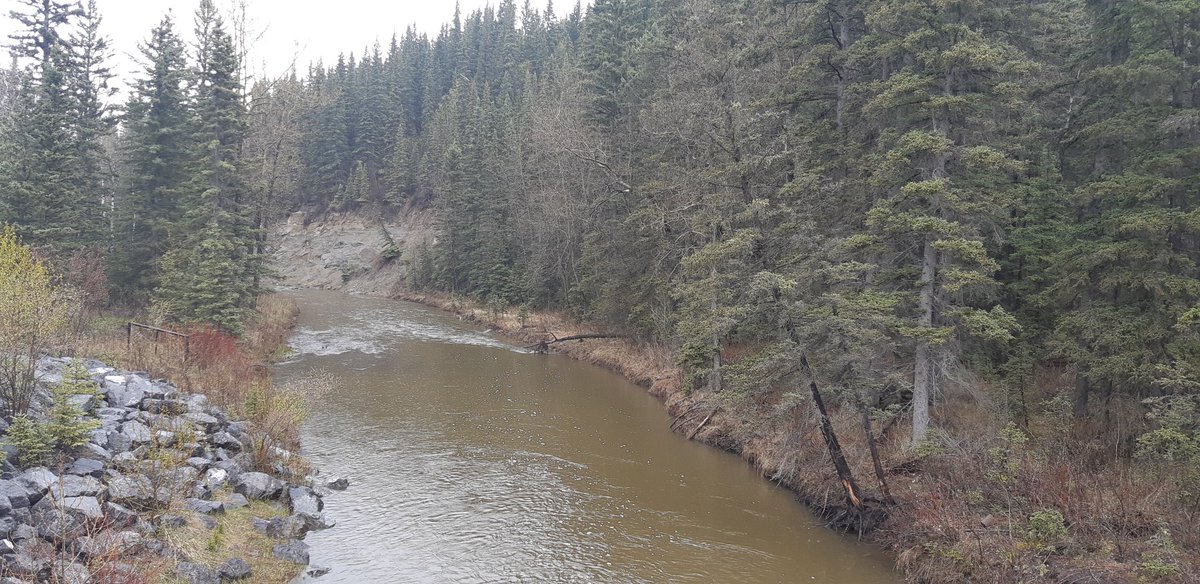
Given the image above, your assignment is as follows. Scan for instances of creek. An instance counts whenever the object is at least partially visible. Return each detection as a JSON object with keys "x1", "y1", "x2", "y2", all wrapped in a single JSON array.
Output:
[{"x1": 276, "y1": 289, "x2": 900, "y2": 583}]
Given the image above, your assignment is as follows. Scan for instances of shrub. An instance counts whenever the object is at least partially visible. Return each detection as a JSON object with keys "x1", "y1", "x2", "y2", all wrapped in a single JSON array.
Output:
[
  {"x1": 0, "y1": 226, "x2": 75, "y2": 417},
  {"x1": 45, "y1": 362, "x2": 101, "y2": 449},
  {"x1": 3, "y1": 414, "x2": 54, "y2": 467},
  {"x1": 1025, "y1": 510, "x2": 1067, "y2": 546}
]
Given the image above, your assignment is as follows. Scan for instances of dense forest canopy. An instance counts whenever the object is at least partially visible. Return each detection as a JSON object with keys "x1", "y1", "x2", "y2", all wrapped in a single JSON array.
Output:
[{"x1": 1, "y1": 0, "x2": 1199, "y2": 579}]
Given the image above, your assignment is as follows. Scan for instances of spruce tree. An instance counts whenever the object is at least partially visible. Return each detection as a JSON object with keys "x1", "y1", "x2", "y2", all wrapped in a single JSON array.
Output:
[{"x1": 154, "y1": 1, "x2": 259, "y2": 333}]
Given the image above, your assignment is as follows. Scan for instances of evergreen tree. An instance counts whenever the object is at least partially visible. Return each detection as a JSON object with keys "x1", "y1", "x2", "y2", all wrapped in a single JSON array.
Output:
[
  {"x1": 111, "y1": 15, "x2": 191, "y2": 301},
  {"x1": 154, "y1": 1, "x2": 259, "y2": 333}
]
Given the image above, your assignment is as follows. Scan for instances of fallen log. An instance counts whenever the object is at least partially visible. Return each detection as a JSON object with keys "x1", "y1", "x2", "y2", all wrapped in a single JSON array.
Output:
[
  {"x1": 686, "y1": 407, "x2": 719, "y2": 440},
  {"x1": 528, "y1": 333, "x2": 629, "y2": 353}
]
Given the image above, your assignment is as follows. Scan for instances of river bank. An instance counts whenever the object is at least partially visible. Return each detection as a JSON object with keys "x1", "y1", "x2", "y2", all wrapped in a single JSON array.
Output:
[
  {"x1": 0, "y1": 356, "x2": 337, "y2": 583},
  {"x1": 273, "y1": 213, "x2": 1197, "y2": 583},
  {"x1": 277, "y1": 289, "x2": 900, "y2": 582}
]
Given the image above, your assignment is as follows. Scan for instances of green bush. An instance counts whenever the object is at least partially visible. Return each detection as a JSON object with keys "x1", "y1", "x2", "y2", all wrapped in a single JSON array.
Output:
[
  {"x1": 46, "y1": 362, "x2": 101, "y2": 449},
  {"x1": 3, "y1": 415, "x2": 54, "y2": 467},
  {"x1": 2, "y1": 362, "x2": 100, "y2": 468},
  {"x1": 1025, "y1": 510, "x2": 1067, "y2": 546}
]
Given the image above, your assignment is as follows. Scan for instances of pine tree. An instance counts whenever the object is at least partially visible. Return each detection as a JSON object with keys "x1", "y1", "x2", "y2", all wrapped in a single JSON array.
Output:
[
  {"x1": 154, "y1": 1, "x2": 259, "y2": 333},
  {"x1": 2, "y1": 0, "x2": 97, "y2": 252},
  {"x1": 855, "y1": 0, "x2": 1032, "y2": 444},
  {"x1": 111, "y1": 15, "x2": 192, "y2": 301},
  {"x1": 1049, "y1": 0, "x2": 1200, "y2": 413}
]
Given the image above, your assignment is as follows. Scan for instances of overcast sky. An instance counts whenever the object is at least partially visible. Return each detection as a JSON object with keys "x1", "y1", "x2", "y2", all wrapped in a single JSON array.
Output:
[{"x1": 0, "y1": 0, "x2": 573, "y2": 96}]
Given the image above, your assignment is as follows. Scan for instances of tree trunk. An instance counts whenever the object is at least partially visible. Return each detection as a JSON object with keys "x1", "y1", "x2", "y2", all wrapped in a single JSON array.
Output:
[
  {"x1": 800, "y1": 354, "x2": 864, "y2": 512},
  {"x1": 912, "y1": 237, "x2": 938, "y2": 446},
  {"x1": 710, "y1": 264, "x2": 722, "y2": 393},
  {"x1": 859, "y1": 401, "x2": 895, "y2": 505}
]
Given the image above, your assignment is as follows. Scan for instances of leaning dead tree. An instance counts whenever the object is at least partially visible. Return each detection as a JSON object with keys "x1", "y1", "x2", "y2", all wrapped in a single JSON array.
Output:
[{"x1": 527, "y1": 332, "x2": 629, "y2": 354}]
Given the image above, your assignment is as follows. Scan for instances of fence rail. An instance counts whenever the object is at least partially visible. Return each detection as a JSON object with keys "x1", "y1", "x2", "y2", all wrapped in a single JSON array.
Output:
[{"x1": 127, "y1": 322, "x2": 190, "y2": 361}]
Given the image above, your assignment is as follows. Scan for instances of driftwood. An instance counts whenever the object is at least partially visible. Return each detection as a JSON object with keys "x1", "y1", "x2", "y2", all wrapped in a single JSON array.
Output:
[
  {"x1": 528, "y1": 333, "x2": 629, "y2": 354},
  {"x1": 686, "y1": 408, "x2": 719, "y2": 440}
]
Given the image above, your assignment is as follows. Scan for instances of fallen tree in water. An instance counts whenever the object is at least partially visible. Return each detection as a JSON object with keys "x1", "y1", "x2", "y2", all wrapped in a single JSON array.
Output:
[{"x1": 527, "y1": 333, "x2": 629, "y2": 354}]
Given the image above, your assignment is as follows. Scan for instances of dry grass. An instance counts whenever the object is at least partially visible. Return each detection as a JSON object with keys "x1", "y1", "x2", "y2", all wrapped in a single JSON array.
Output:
[
  {"x1": 81, "y1": 294, "x2": 305, "y2": 464},
  {"x1": 160, "y1": 494, "x2": 297, "y2": 584},
  {"x1": 397, "y1": 290, "x2": 1199, "y2": 584}
]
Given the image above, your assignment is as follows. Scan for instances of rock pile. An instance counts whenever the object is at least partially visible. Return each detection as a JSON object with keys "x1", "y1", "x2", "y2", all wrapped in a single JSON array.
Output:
[{"x1": 0, "y1": 357, "x2": 343, "y2": 583}]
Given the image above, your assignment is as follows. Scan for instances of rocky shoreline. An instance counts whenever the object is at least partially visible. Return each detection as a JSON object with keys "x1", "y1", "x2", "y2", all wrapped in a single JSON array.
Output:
[{"x1": 0, "y1": 357, "x2": 341, "y2": 583}]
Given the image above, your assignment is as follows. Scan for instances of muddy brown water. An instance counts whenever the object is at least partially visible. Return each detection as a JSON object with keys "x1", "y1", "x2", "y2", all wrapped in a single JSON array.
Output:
[{"x1": 277, "y1": 289, "x2": 901, "y2": 583}]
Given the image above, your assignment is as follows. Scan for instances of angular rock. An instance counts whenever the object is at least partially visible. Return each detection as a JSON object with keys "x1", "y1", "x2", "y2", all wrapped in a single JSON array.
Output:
[
  {"x1": 15, "y1": 468, "x2": 56, "y2": 498},
  {"x1": 288, "y1": 486, "x2": 322, "y2": 516},
  {"x1": 175, "y1": 561, "x2": 220, "y2": 584},
  {"x1": 323, "y1": 476, "x2": 349, "y2": 491},
  {"x1": 79, "y1": 530, "x2": 143, "y2": 557},
  {"x1": 232, "y1": 472, "x2": 284, "y2": 500},
  {"x1": 48, "y1": 475, "x2": 103, "y2": 499},
  {"x1": 64, "y1": 458, "x2": 105, "y2": 477},
  {"x1": 160, "y1": 514, "x2": 187, "y2": 528},
  {"x1": 197, "y1": 515, "x2": 218, "y2": 529},
  {"x1": 120, "y1": 420, "x2": 152, "y2": 444},
  {"x1": 141, "y1": 398, "x2": 186, "y2": 415},
  {"x1": 218, "y1": 557, "x2": 252, "y2": 580},
  {"x1": 0, "y1": 480, "x2": 31, "y2": 509},
  {"x1": 224, "y1": 493, "x2": 249, "y2": 510},
  {"x1": 184, "y1": 411, "x2": 221, "y2": 433},
  {"x1": 184, "y1": 498, "x2": 224, "y2": 515},
  {"x1": 104, "y1": 502, "x2": 138, "y2": 528},
  {"x1": 209, "y1": 432, "x2": 242, "y2": 453},
  {"x1": 185, "y1": 457, "x2": 212, "y2": 471},
  {"x1": 272, "y1": 539, "x2": 309, "y2": 565}
]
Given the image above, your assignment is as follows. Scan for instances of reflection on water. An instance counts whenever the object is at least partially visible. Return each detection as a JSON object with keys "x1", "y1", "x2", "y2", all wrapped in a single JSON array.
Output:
[{"x1": 278, "y1": 289, "x2": 900, "y2": 584}]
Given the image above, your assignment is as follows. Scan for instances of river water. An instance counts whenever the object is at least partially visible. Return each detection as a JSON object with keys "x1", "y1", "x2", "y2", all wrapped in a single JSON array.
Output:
[{"x1": 276, "y1": 290, "x2": 900, "y2": 583}]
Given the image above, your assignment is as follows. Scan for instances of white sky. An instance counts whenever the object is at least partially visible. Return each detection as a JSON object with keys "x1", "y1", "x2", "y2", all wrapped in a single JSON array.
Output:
[{"x1": 0, "y1": 0, "x2": 574, "y2": 96}]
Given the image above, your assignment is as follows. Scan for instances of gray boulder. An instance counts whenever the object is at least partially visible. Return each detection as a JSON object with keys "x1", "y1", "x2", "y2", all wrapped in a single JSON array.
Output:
[
  {"x1": 48, "y1": 475, "x2": 102, "y2": 499},
  {"x1": 175, "y1": 561, "x2": 219, "y2": 584},
  {"x1": 288, "y1": 486, "x2": 322, "y2": 516},
  {"x1": 120, "y1": 420, "x2": 153, "y2": 444},
  {"x1": 272, "y1": 539, "x2": 309, "y2": 565},
  {"x1": 184, "y1": 411, "x2": 221, "y2": 433},
  {"x1": 15, "y1": 468, "x2": 56, "y2": 498},
  {"x1": 0, "y1": 480, "x2": 28, "y2": 509},
  {"x1": 64, "y1": 458, "x2": 105, "y2": 477},
  {"x1": 184, "y1": 498, "x2": 224, "y2": 515},
  {"x1": 218, "y1": 557, "x2": 252, "y2": 580},
  {"x1": 106, "y1": 473, "x2": 154, "y2": 506},
  {"x1": 103, "y1": 502, "x2": 138, "y2": 528},
  {"x1": 232, "y1": 472, "x2": 284, "y2": 500},
  {"x1": 224, "y1": 493, "x2": 250, "y2": 510}
]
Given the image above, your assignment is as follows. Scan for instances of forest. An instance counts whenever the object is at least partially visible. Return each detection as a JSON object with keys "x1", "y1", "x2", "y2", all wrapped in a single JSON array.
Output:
[{"x1": 0, "y1": 0, "x2": 1198, "y2": 581}]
